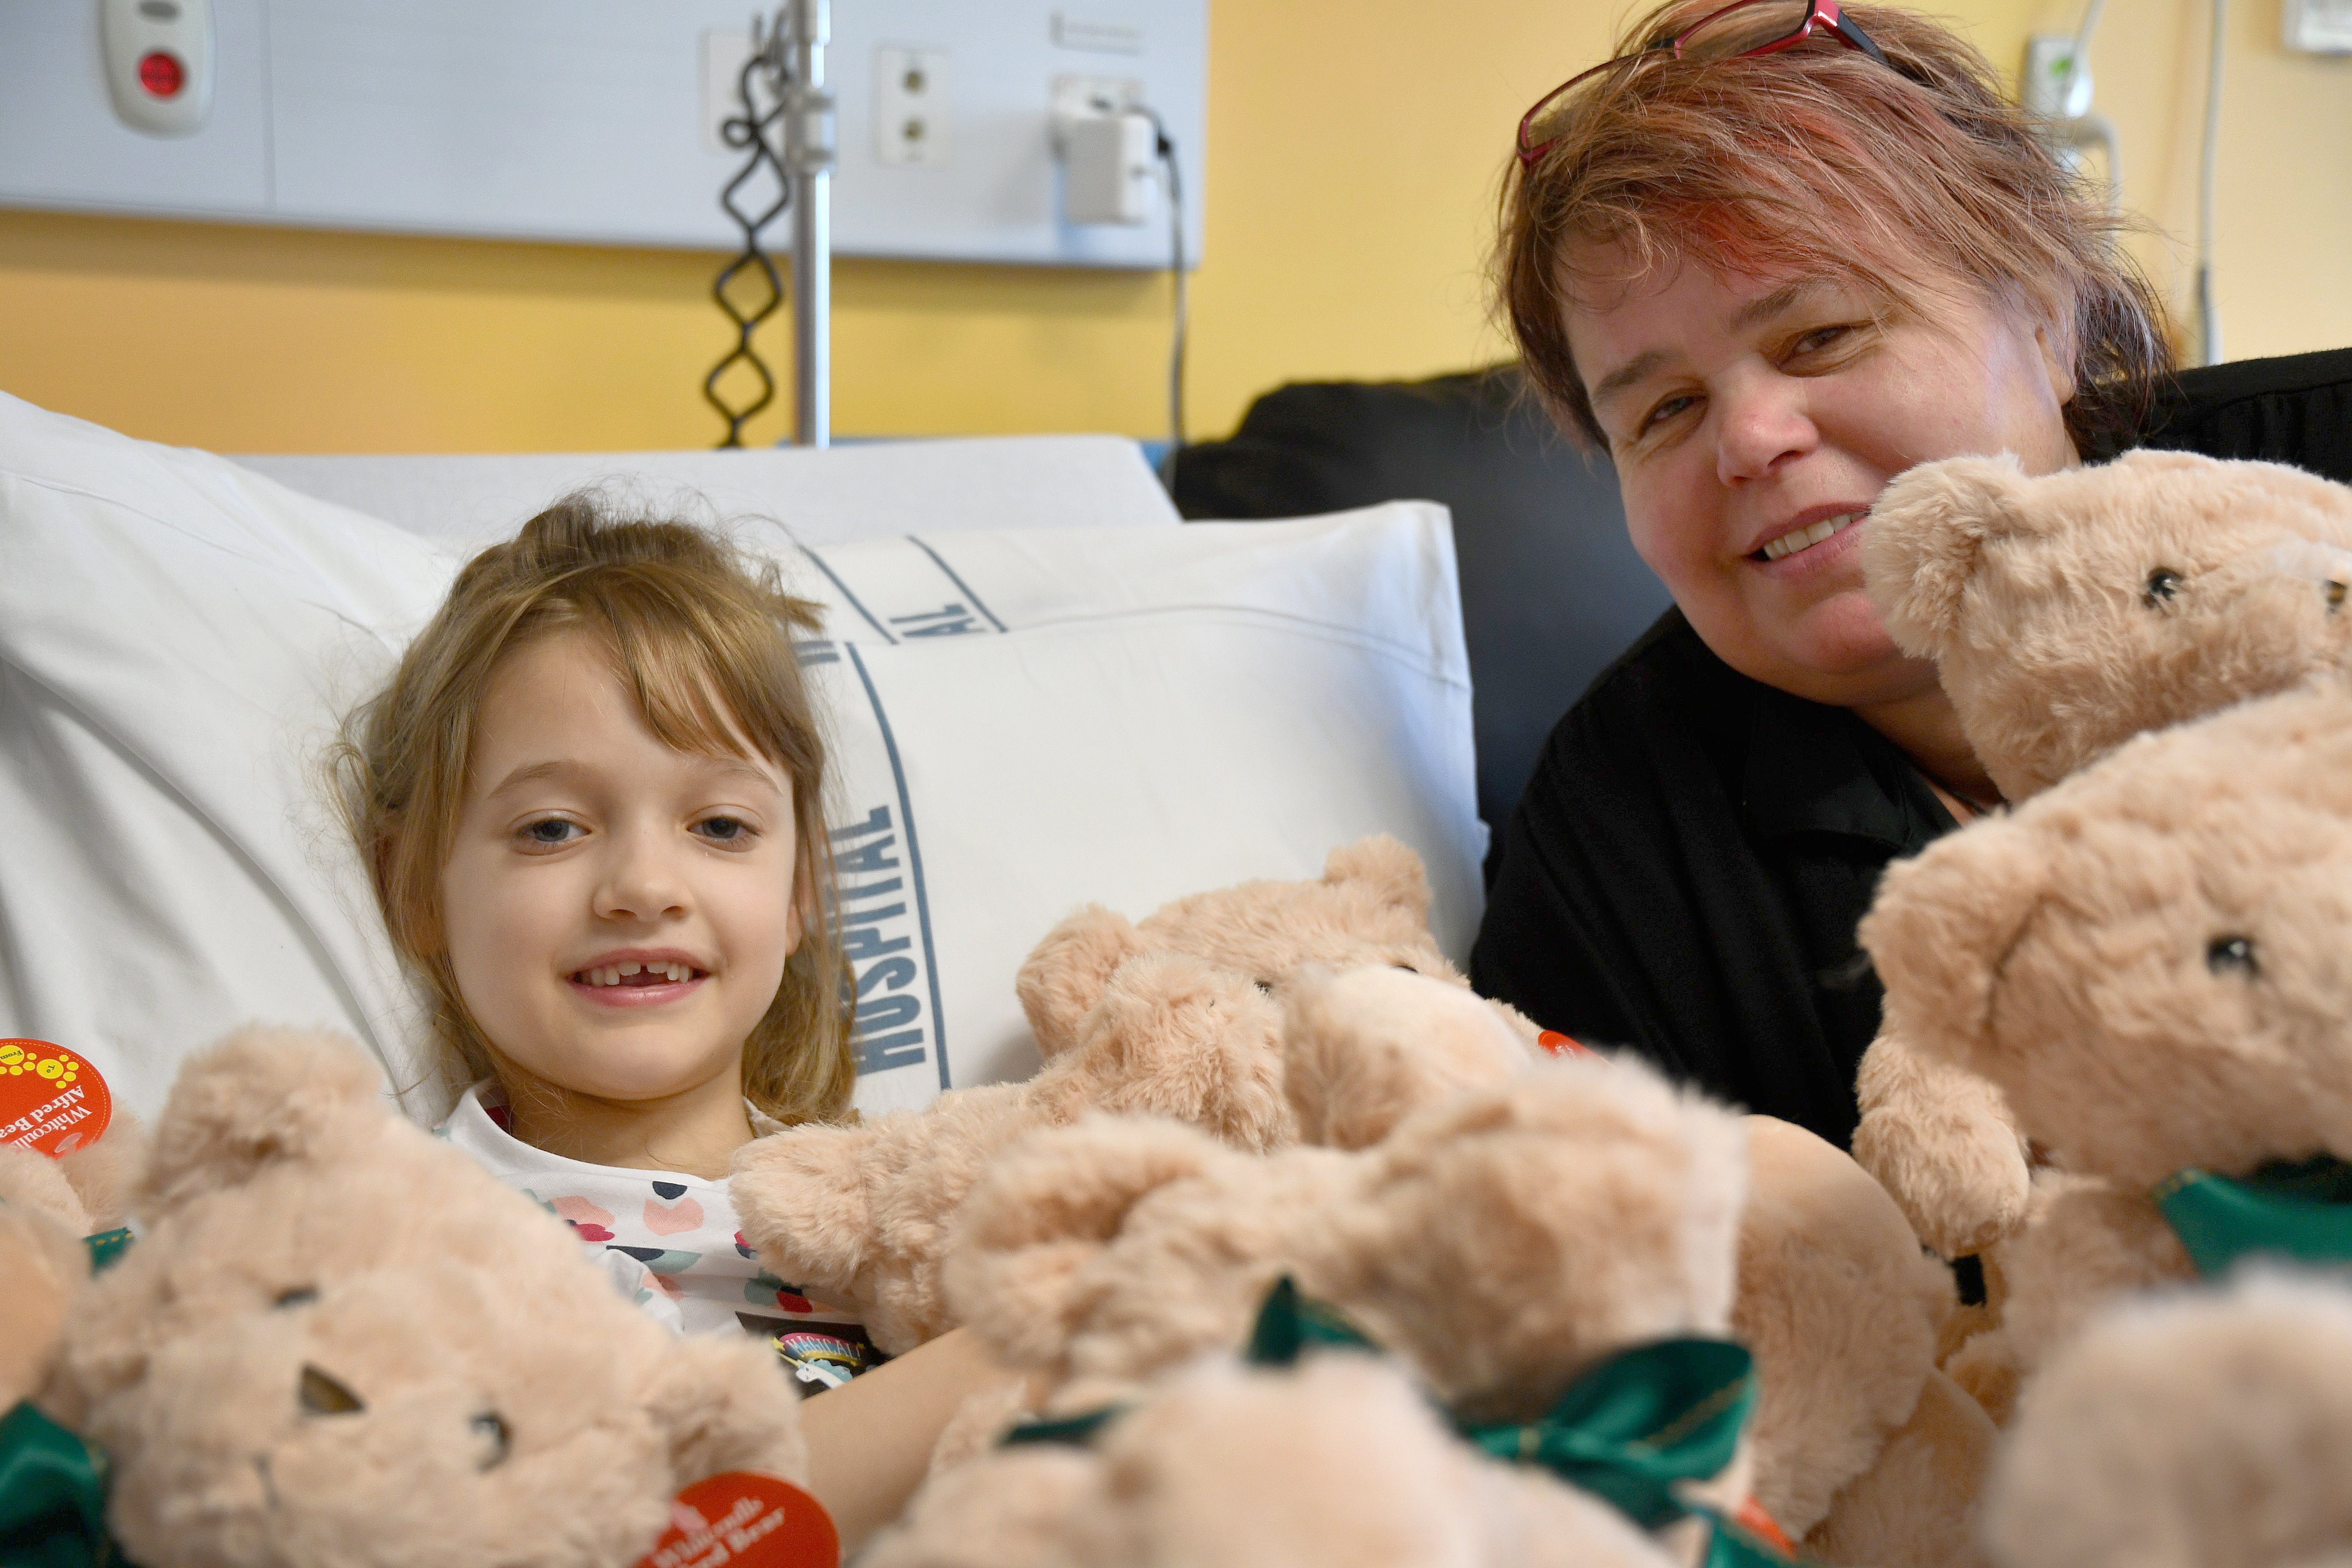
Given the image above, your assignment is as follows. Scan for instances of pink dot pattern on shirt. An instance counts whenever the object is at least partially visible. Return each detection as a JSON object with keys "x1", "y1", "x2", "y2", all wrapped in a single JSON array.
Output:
[
  {"x1": 550, "y1": 1195, "x2": 616, "y2": 1243},
  {"x1": 643, "y1": 1195, "x2": 706, "y2": 1235}
]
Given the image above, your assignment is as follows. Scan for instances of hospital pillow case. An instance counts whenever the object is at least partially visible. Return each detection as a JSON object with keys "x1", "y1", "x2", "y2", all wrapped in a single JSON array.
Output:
[{"x1": 0, "y1": 391, "x2": 1481, "y2": 1121}]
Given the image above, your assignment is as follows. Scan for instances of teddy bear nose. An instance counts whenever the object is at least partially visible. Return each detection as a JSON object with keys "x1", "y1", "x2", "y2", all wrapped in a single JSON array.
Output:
[{"x1": 297, "y1": 1364, "x2": 365, "y2": 1416}]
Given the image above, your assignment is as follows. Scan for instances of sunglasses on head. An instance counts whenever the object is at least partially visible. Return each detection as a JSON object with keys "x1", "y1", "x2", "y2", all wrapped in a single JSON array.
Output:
[{"x1": 1516, "y1": 0, "x2": 1892, "y2": 170}]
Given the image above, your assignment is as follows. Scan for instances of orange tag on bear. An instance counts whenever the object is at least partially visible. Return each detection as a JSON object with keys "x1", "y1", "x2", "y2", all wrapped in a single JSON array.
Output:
[
  {"x1": 1536, "y1": 1030, "x2": 1592, "y2": 1059},
  {"x1": 0, "y1": 1040, "x2": 112, "y2": 1158},
  {"x1": 634, "y1": 1473, "x2": 838, "y2": 1568}
]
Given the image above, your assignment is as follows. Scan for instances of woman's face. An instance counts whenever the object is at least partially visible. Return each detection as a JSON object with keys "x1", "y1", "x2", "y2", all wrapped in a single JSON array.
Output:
[{"x1": 1563, "y1": 252, "x2": 2080, "y2": 707}]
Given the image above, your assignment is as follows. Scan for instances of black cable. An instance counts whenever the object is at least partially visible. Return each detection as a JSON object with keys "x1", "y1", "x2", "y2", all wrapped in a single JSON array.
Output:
[
  {"x1": 1141, "y1": 109, "x2": 1187, "y2": 480},
  {"x1": 705, "y1": 24, "x2": 794, "y2": 449}
]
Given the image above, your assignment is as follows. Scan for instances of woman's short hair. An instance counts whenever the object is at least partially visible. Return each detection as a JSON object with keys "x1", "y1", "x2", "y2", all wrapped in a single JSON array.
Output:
[
  {"x1": 329, "y1": 496, "x2": 858, "y2": 1124},
  {"x1": 1497, "y1": 0, "x2": 2172, "y2": 454}
]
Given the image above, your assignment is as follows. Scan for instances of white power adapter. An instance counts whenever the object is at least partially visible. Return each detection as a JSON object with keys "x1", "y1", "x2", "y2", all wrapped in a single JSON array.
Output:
[
  {"x1": 1060, "y1": 109, "x2": 1155, "y2": 226},
  {"x1": 100, "y1": 0, "x2": 214, "y2": 137}
]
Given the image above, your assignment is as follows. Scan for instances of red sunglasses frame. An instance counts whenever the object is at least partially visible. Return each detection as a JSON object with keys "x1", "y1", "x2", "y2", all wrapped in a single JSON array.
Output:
[{"x1": 1516, "y1": 0, "x2": 1891, "y2": 170}]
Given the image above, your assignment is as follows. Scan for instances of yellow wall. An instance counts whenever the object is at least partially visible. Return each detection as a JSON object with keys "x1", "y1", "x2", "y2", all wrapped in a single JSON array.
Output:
[{"x1": 0, "y1": 0, "x2": 2341, "y2": 455}]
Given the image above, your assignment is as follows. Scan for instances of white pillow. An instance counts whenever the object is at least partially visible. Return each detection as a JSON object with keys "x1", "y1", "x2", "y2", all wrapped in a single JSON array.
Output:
[{"x1": 0, "y1": 392, "x2": 1481, "y2": 1120}]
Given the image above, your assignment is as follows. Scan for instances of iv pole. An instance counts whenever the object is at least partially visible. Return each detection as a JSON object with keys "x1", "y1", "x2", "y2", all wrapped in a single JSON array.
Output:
[
  {"x1": 785, "y1": 0, "x2": 832, "y2": 447},
  {"x1": 705, "y1": 3, "x2": 832, "y2": 449}
]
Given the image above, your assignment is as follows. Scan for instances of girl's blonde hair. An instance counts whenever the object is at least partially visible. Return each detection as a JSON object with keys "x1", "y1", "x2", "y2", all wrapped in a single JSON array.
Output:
[{"x1": 331, "y1": 495, "x2": 857, "y2": 1124}]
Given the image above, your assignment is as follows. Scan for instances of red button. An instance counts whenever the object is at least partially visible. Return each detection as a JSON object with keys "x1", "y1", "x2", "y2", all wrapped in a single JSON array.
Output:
[{"x1": 137, "y1": 50, "x2": 185, "y2": 98}]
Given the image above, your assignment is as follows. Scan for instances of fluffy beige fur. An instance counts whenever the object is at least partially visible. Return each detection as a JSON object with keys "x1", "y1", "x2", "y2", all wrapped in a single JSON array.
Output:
[
  {"x1": 43, "y1": 1027, "x2": 806, "y2": 1568},
  {"x1": 1855, "y1": 449, "x2": 2352, "y2": 1258},
  {"x1": 943, "y1": 1044, "x2": 1749, "y2": 1428},
  {"x1": 1984, "y1": 1270, "x2": 2352, "y2": 1568},
  {"x1": 729, "y1": 837, "x2": 1521, "y2": 1354},
  {"x1": 0, "y1": 1121, "x2": 142, "y2": 1408},
  {"x1": 1861, "y1": 685, "x2": 2352, "y2": 1403},
  {"x1": 863, "y1": 1353, "x2": 1679, "y2": 1568},
  {"x1": 1733, "y1": 1118, "x2": 1994, "y2": 1568},
  {"x1": 931, "y1": 970, "x2": 1985, "y2": 1563}
]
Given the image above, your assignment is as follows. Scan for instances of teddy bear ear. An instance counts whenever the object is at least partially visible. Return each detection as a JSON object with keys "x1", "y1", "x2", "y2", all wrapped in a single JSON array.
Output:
[
  {"x1": 1863, "y1": 453, "x2": 2035, "y2": 659},
  {"x1": 139, "y1": 1027, "x2": 384, "y2": 1213},
  {"x1": 941, "y1": 1114, "x2": 1223, "y2": 1370},
  {"x1": 1320, "y1": 835, "x2": 1431, "y2": 921},
  {"x1": 1857, "y1": 817, "x2": 2053, "y2": 1088},
  {"x1": 1017, "y1": 905, "x2": 1152, "y2": 1059}
]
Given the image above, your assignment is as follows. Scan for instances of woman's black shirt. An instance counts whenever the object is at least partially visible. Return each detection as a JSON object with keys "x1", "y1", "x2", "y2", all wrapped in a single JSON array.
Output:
[
  {"x1": 1469, "y1": 347, "x2": 2352, "y2": 1149},
  {"x1": 1469, "y1": 609, "x2": 1953, "y2": 1147}
]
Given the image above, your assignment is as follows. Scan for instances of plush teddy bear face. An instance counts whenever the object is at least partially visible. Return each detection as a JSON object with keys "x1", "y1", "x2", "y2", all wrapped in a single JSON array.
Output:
[
  {"x1": 1863, "y1": 688, "x2": 2352, "y2": 1192},
  {"x1": 52, "y1": 1028, "x2": 806, "y2": 1568},
  {"x1": 1865, "y1": 450, "x2": 2352, "y2": 800}
]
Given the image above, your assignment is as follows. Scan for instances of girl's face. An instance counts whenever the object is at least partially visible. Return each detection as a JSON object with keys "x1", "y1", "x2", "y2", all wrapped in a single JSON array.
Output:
[
  {"x1": 1563, "y1": 250, "x2": 2080, "y2": 708},
  {"x1": 438, "y1": 631, "x2": 802, "y2": 1108}
]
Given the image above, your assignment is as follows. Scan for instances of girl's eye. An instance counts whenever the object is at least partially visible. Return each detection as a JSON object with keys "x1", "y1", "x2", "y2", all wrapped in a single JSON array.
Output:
[
  {"x1": 518, "y1": 818, "x2": 581, "y2": 848},
  {"x1": 695, "y1": 816, "x2": 756, "y2": 847}
]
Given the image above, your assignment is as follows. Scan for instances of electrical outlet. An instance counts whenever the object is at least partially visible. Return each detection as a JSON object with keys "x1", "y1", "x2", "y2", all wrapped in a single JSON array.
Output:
[
  {"x1": 2285, "y1": 0, "x2": 2352, "y2": 52},
  {"x1": 1050, "y1": 73, "x2": 1143, "y2": 149},
  {"x1": 2021, "y1": 34, "x2": 2093, "y2": 118},
  {"x1": 876, "y1": 46, "x2": 952, "y2": 166}
]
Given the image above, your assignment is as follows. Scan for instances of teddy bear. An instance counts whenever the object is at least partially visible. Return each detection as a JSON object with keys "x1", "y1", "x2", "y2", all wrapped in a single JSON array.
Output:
[
  {"x1": 1851, "y1": 448, "x2": 2352, "y2": 1259},
  {"x1": 1980, "y1": 1268, "x2": 2352, "y2": 1568},
  {"x1": 923, "y1": 966, "x2": 1988, "y2": 1568},
  {"x1": 0, "y1": 1118, "x2": 144, "y2": 1410},
  {"x1": 40, "y1": 1025, "x2": 812, "y2": 1568},
  {"x1": 730, "y1": 836, "x2": 1538, "y2": 1355},
  {"x1": 861, "y1": 1348, "x2": 1685, "y2": 1568},
  {"x1": 1859, "y1": 681, "x2": 2352, "y2": 1418}
]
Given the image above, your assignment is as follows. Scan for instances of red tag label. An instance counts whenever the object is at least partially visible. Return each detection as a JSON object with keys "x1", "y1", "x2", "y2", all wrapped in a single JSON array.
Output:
[
  {"x1": 1536, "y1": 1030, "x2": 1592, "y2": 1059},
  {"x1": 634, "y1": 1473, "x2": 838, "y2": 1568},
  {"x1": 0, "y1": 1040, "x2": 112, "y2": 1158}
]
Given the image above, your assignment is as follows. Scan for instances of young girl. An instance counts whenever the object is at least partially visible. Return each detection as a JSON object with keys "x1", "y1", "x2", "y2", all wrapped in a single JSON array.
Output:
[{"x1": 331, "y1": 497, "x2": 1009, "y2": 1547}]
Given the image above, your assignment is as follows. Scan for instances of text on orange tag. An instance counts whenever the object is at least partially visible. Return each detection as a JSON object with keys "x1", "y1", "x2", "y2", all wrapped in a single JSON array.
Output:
[
  {"x1": 0, "y1": 1040, "x2": 112, "y2": 1158},
  {"x1": 634, "y1": 1472, "x2": 838, "y2": 1568}
]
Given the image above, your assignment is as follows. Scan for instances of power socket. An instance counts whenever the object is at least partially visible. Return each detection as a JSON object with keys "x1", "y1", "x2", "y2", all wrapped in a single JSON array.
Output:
[{"x1": 876, "y1": 46, "x2": 952, "y2": 166}]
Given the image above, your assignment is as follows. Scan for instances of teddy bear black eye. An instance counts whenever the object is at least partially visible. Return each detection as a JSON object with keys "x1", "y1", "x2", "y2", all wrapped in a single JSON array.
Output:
[
  {"x1": 1252, "y1": 979, "x2": 1274, "y2": 994},
  {"x1": 2143, "y1": 568, "x2": 2184, "y2": 607},
  {"x1": 2206, "y1": 935, "x2": 2258, "y2": 976},
  {"x1": 2329, "y1": 580, "x2": 2348, "y2": 612},
  {"x1": 273, "y1": 1287, "x2": 318, "y2": 1309},
  {"x1": 470, "y1": 1411, "x2": 512, "y2": 1470},
  {"x1": 297, "y1": 1364, "x2": 365, "y2": 1416}
]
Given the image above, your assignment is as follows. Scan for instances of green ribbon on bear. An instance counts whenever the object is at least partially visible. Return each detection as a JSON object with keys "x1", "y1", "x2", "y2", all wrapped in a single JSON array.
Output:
[
  {"x1": 0, "y1": 1402, "x2": 124, "y2": 1568},
  {"x1": 2155, "y1": 1155, "x2": 2352, "y2": 1279},
  {"x1": 1004, "y1": 1278, "x2": 1794, "y2": 1568},
  {"x1": 1246, "y1": 1277, "x2": 1782, "y2": 1565}
]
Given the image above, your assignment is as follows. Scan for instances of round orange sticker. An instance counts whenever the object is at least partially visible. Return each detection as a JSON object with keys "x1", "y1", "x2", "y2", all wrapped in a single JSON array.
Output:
[
  {"x1": 634, "y1": 1473, "x2": 838, "y2": 1568},
  {"x1": 0, "y1": 1040, "x2": 112, "y2": 1159}
]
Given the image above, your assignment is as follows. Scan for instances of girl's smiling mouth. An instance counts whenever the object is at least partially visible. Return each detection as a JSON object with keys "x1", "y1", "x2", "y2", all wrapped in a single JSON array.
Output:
[{"x1": 567, "y1": 949, "x2": 710, "y2": 1004}]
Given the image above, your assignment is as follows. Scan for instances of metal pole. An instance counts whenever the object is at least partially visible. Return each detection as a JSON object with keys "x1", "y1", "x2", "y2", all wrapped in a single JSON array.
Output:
[{"x1": 787, "y1": 0, "x2": 833, "y2": 447}]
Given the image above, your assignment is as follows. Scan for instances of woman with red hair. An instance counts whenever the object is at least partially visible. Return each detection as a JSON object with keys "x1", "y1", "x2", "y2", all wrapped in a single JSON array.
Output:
[{"x1": 1470, "y1": 0, "x2": 2171, "y2": 1146}]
